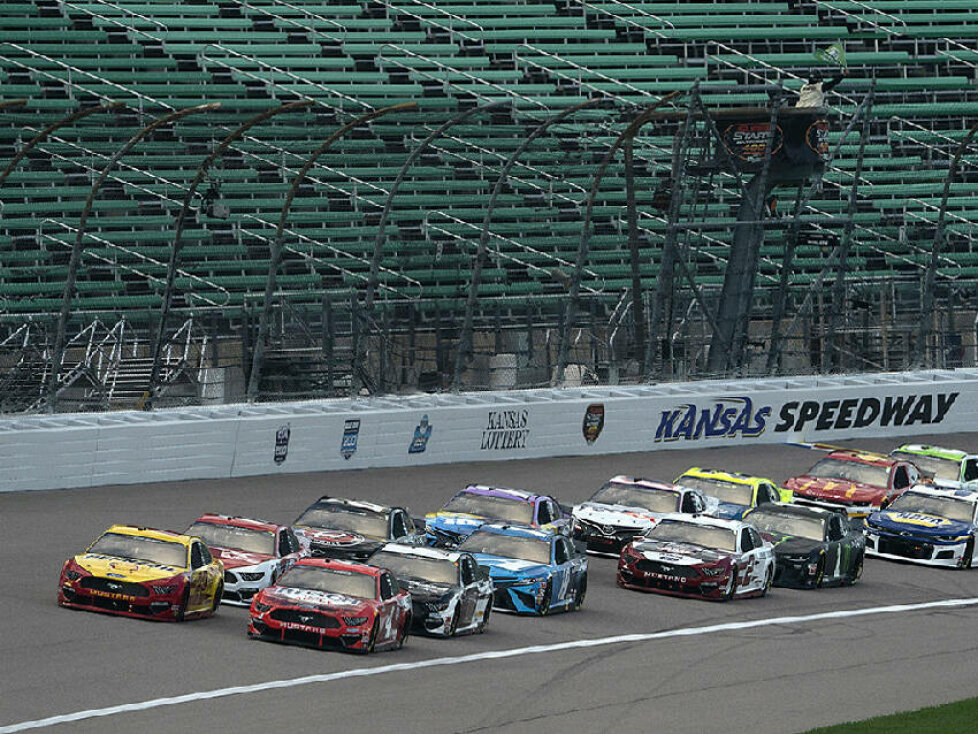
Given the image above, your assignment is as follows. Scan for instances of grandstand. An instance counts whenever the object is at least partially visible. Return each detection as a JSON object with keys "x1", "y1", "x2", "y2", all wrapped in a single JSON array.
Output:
[{"x1": 0, "y1": 0, "x2": 976, "y2": 411}]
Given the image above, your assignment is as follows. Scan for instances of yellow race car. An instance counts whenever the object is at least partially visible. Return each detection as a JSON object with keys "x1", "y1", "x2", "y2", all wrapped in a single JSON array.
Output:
[
  {"x1": 58, "y1": 525, "x2": 224, "y2": 621},
  {"x1": 676, "y1": 468, "x2": 793, "y2": 521}
]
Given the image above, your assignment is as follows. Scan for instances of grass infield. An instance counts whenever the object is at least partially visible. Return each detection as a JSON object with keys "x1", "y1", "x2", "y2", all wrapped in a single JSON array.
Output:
[{"x1": 801, "y1": 697, "x2": 978, "y2": 733}]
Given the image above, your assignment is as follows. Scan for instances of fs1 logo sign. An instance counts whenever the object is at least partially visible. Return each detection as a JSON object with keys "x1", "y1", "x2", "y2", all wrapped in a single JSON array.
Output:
[
  {"x1": 654, "y1": 397, "x2": 771, "y2": 443},
  {"x1": 773, "y1": 392, "x2": 959, "y2": 433}
]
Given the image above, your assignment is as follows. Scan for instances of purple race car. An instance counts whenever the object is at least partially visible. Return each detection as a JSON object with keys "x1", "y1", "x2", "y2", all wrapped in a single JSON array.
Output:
[{"x1": 424, "y1": 485, "x2": 571, "y2": 548}]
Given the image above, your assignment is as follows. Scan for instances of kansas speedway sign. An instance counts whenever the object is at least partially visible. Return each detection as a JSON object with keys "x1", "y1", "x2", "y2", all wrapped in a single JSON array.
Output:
[{"x1": 653, "y1": 390, "x2": 961, "y2": 444}]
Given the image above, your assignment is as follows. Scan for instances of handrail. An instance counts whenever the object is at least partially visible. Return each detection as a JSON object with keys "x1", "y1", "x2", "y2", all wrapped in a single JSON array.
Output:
[
  {"x1": 935, "y1": 38, "x2": 978, "y2": 72},
  {"x1": 813, "y1": 0, "x2": 906, "y2": 32},
  {"x1": 79, "y1": 0, "x2": 167, "y2": 30},
  {"x1": 38, "y1": 219, "x2": 232, "y2": 306},
  {"x1": 199, "y1": 44, "x2": 373, "y2": 112},
  {"x1": 515, "y1": 44, "x2": 659, "y2": 102},
  {"x1": 890, "y1": 118, "x2": 978, "y2": 172},
  {"x1": 238, "y1": 213, "x2": 423, "y2": 298},
  {"x1": 230, "y1": 0, "x2": 345, "y2": 44},
  {"x1": 373, "y1": 0, "x2": 482, "y2": 43},
  {"x1": 569, "y1": 0, "x2": 672, "y2": 37}
]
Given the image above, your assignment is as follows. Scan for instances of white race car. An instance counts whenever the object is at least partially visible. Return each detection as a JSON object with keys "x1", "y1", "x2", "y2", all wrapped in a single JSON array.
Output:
[
  {"x1": 186, "y1": 514, "x2": 304, "y2": 606},
  {"x1": 572, "y1": 476, "x2": 717, "y2": 556}
]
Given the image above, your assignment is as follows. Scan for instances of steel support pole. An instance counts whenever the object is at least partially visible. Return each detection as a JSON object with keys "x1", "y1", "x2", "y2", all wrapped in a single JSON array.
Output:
[
  {"x1": 46, "y1": 103, "x2": 221, "y2": 412},
  {"x1": 364, "y1": 100, "x2": 512, "y2": 312},
  {"x1": 246, "y1": 102, "x2": 417, "y2": 401},
  {"x1": 146, "y1": 100, "x2": 313, "y2": 408},
  {"x1": 624, "y1": 136, "x2": 645, "y2": 367},
  {"x1": 555, "y1": 91, "x2": 680, "y2": 386},
  {"x1": 919, "y1": 119, "x2": 978, "y2": 368},
  {"x1": 453, "y1": 97, "x2": 605, "y2": 389}
]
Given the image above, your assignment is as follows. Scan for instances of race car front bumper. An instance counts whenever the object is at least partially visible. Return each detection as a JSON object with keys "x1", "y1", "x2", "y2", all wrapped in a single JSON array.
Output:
[
  {"x1": 489, "y1": 577, "x2": 548, "y2": 615},
  {"x1": 58, "y1": 574, "x2": 187, "y2": 621},
  {"x1": 222, "y1": 566, "x2": 274, "y2": 606},
  {"x1": 773, "y1": 556, "x2": 822, "y2": 589},
  {"x1": 248, "y1": 606, "x2": 374, "y2": 651},
  {"x1": 573, "y1": 524, "x2": 640, "y2": 556},
  {"x1": 864, "y1": 531, "x2": 969, "y2": 567},
  {"x1": 791, "y1": 496, "x2": 877, "y2": 521},
  {"x1": 616, "y1": 557, "x2": 732, "y2": 600}
]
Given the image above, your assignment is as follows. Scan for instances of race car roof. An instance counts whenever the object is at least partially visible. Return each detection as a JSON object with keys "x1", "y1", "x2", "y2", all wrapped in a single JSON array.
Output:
[
  {"x1": 745, "y1": 502, "x2": 836, "y2": 521},
  {"x1": 294, "y1": 556, "x2": 383, "y2": 577},
  {"x1": 652, "y1": 513, "x2": 745, "y2": 532},
  {"x1": 901, "y1": 484, "x2": 978, "y2": 503},
  {"x1": 375, "y1": 542, "x2": 462, "y2": 563},
  {"x1": 105, "y1": 524, "x2": 194, "y2": 547},
  {"x1": 473, "y1": 522, "x2": 553, "y2": 541},
  {"x1": 192, "y1": 514, "x2": 282, "y2": 533},
  {"x1": 677, "y1": 467, "x2": 772, "y2": 486},
  {"x1": 607, "y1": 475, "x2": 682, "y2": 493},
  {"x1": 463, "y1": 485, "x2": 539, "y2": 502},
  {"x1": 313, "y1": 496, "x2": 392, "y2": 514},
  {"x1": 891, "y1": 444, "x2": 971, "y2": 462},
  {"x1": 825, "y1": 449, "x2": 897, "y2": 467}
]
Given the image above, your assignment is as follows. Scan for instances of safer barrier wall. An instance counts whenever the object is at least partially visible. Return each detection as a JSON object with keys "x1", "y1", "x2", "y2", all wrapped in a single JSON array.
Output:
[{"x1": 2, "y1": 370, "x2": 977, "y2": 492}]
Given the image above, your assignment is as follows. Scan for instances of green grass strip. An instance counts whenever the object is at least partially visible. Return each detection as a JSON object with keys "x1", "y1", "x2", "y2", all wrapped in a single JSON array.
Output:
[{"x1": 802, "y1": 697, "x2": 978, "y2": 733}]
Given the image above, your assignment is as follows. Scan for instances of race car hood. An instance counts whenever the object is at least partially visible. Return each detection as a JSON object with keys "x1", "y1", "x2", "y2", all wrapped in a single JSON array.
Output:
[
  {"x1": 573, "y1": 502, "x2": 663, "y2": 529},
  {"x1": 631, "y1": 540, "x2": 730, "y2": 566},
  {"x1": 397, "y1": 578, "x2": 456, "y2": 603},
  {"x1": 261, "y1": 585, "x2": 373, "y2": 613},
  {"x1": 425, "y1": 513, "x2": 491, "y2": 536},
  {"x1": 787, "y1": 476, "x2": 885, "y2": 504},
  {"x1": 868, "y1": 511, "x2": 973, "y2": 538},
  {"x1": 209, "y1": 547, "x2": 274, "y2": 570},
  {"x1": 295, "y1": 526, "x2": 374, "y2": 549},
  {"x1": 471, "y1": 554, "x2": 551, "y2": 580},
  {"x1": 712, "y1": 502, "x2": 751, "y2": 521},
  {"x1": 72, "y1": 553, "x2": 186, "y2": 582},
  {"x1": 758, "y1": 533, "x2": 821, "y2": 557},
  {"x1": 931, "y1": 478, "x2": 978, "y2": 492}
]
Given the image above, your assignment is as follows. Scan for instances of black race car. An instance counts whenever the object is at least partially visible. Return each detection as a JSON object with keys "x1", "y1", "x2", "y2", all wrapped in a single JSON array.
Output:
[
  {"x1": 744, "y1": 503, "x2": 864, "y2": 588},
  {"x1": 293, "y1": 497, "x2": 423, "y2": 561},
  {"x1": 369, "y1": 543, "x2": 493, "y2": 637}
]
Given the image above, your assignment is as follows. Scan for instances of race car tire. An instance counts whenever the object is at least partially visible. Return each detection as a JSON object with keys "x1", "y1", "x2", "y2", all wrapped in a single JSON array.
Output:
[
  {"x1": 573, "y1": 573, "x2": 588, "y2": 611},
  {"x1": 477, "y1": 601, "x2": 491, "y2": 634},
  {"x1": 448, "y1": 608, "x2": 461, "y2": 636},
  {"x1": 814, "y1": 553, "x2": 826, "y2": 589},
  {"x1": 394, "y1": 616, "x2": 410, "y2": 650},
  {"x1": 759, "y1": 566, "x2": 773, "y2": 597},
  {"x1": 175, "y1": 587, "x2": 191, "y2": 622},
  {"x1": 843, "y1": 553, "x2": 864, "y2": 586},
  {"x1": 210, "y1": 583, "x2": 223, "y2": 616},
  {"x1": 962, "y1": 538, "x2": 975, "y2": 570},
  {"x1": 722, "y1": 574, "x2": 738, "y2": 601},
  {"x1": 538, "y1": 581, "x2": 553, "y2": 616},
  {"x1": 359, "y1": 619, "x2": 379, "y2": 655}
]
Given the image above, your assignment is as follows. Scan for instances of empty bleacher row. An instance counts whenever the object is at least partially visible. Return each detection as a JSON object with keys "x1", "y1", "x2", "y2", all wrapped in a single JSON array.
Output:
[{"x1": 0, "y1": 0, "x2": 975, "y2": 328}]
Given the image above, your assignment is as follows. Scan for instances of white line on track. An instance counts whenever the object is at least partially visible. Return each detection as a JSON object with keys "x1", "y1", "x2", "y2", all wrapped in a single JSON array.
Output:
[{"x1": 4, "y1": 596, "x2": 978, "y2": 733}]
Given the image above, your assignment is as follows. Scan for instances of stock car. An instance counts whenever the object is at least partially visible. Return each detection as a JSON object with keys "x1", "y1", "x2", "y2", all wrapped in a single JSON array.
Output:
[
  {"x1": 292, "y1": 496, "x2": 422, "y2": 561},
  {"x1": 745, "y1": 503, "x2": 864, "y2": 588},
  {"x1": 865, "y1": 485, "x2": 978, "y2": 568},
  {"x1": 185, "y1": 514, "x2": 304, "y2": 606},
  {"x1": 248, "y1": 558, "x2": 412, "y2": 653},
  {"x1": 571, "y1": 475, "x2": 716, "y2": 555},
  {"x1": 675, "y1": 468, "x2": 791, "y2": 520},
  {"x1": 617, "y1": 515, "x2": 775, "y2": 601},
  {"x1": 785, "y1": 450, "x2": 920, "y2": 519},
  {"x1": 425, "y1": 485, "x2": 570, "y2": 548},
  {"x1": 58, "y1": 525, "x2": 224, "y2": 621},
  {"x1": 889, "y1": 444, "x2": 978, "y2": 490},
  {"x1": 370, "y1": 543, "x2": 493, "y2": 636},
  {"x1": 458, "y1": 524, "x2": 588, "y2": 615}
]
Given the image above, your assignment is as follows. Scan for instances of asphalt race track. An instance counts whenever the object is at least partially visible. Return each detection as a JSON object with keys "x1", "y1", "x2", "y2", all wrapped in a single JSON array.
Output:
[{"x1": 4, "y1": 432, "x2": 978, "y2": 734}]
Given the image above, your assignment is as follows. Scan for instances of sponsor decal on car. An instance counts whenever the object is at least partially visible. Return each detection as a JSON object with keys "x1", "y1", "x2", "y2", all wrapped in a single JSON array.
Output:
[
  {"x1": 274, "y1": 423, "x2": 290, "y2": 465},
  {"x1": 654, "y1": 396, "x2": 770, "y2": 443},
  {"x1": 888, "y1": 513, "x2": 953, "y2": 528},
  {"x1": 773, "y1": 393, "x2": 959, "y2": 433},
  {"x1": 722, "y1": 121, "x2": 784, "y2": 162},
  {"x1": 481, "y1": 409, "x2": 529, "y2": 451},
  {"x1": 409, "y1": 414, "x2": 432, "y2": 454},
  {"x1": 341, "y1": 419, "x2": 360, "y2": 460},
  {"x1": 583, "y1": 403, "x2": 605, "y2": 445}
]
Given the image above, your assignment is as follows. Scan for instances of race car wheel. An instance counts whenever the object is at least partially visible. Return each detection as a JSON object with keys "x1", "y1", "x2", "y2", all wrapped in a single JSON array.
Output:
[
  {"x1": 447, "y1": 608, "x2": 461, "y2": 636},
  {"x1": 962, "y1": 538, "x2": 975, "y2": 570},
  {"x1": 210, "y1": 583, "x2": 223, "y2": 615},
  {"x1": 573, "y1": 573, "x2": 588, "y2": 611},
  {"x1": 813, "y1": 554, "x2": 826, "y2": 589},
  {"x1": 538, "y1": 581, "x2": 553, "y2": 616},
  {"x1": 759, "y1": 566, "x2": 773, "y2": 598},
  {"x1": 175, "y1": 587, "x2": 191, "y2": 622},
  {"x1": 722, "y1": 574, "x2": 738, "y2": 601},
  {"x1": 477, "y1": 602, "x2": 491, "y2": 634},
  {"x1": 843, "y1": 553, "x2": 864, "y2": 586},
  {"x1": 359, "y1": 619, "x2": 379, "y2": 655},
  {"x1": 394, "y1": 616, "x2": 410, "y2": 650}
]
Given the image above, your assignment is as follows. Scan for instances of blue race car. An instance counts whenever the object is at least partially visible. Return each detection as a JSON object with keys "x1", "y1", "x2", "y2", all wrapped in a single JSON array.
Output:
[
  {"x1": 865, "y1": 485, "x2": 978, "y2": 568},
  {"x1": 457, "y1": 524, "x2": 587, "y2": 615}
]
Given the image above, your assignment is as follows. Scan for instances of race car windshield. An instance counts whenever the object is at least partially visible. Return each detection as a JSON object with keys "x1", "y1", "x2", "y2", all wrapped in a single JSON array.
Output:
[
  {"x1": 645, "y1": 521, "x2": 737, "y2": 552},
  {"x1": 186, "y1": 523, "x2": 276, "y2": 555},
  {"x1": 676, "y1": 476, "x2": 753, "y2": 506},
  {"x1": 746, "y1": 511, "x2": 825, "y2": 541},
  {"x1": 441, "y1": 492, "x2": 535, "y2": 525},
  {"x1": 889, "y1": 451, "x2": 960, "y2": 483},
  {"x1": 370, "y1": 551, "x2": 459, "y2": 586},
  {"x1": 294, "y1": 506, "x2": 389, "y2": 540},
  {"x1": 277, "y1": 566, "x2": 377, "y2": 600},
  {"x1": 887, "y1": 493, "x2": 975, "y2": 523},
  {"x1": 807, "y1": 458, "x2": 889, "y2": 487},
  {"x1": 588, "y1": 482, "x2": 679, "y2": 513},
  {"x1": 458, "y1": 533, "x2": 551, "y2": 565},
  {"x1": 87, "y1": 533, "x2": 188, "y2": 568}
]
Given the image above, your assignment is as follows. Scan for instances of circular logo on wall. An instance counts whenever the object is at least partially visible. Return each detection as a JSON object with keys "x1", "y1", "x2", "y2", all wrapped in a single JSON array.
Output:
[
  {"x1": 805, "y1": 118, "x2": 829, "y2": 159},
  {"x1": 721, "y1": 122, "x2": 784, "y2": 162},
  {"x1": 583, "y1": 403, "x2": 605, "y2": 445}
]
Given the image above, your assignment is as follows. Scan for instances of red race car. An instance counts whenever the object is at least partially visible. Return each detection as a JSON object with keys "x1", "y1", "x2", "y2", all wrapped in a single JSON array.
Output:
[
  {"x1": 248, "y1": 558, "x2": 411, "y2": 654},
  {"x1": 785, "y1": 450, "x2": 920, "y2": 519},
  {"x1": 186, "y1": 514, "x2": 305, "y2": 607}
]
